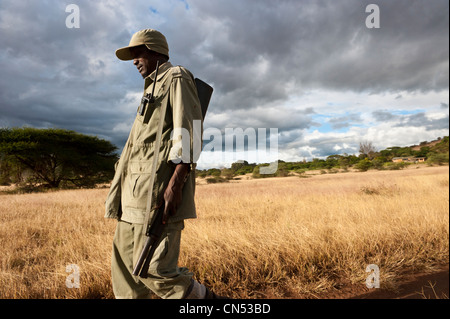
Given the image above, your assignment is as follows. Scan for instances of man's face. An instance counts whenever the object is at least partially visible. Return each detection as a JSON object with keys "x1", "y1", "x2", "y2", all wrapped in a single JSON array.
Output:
[{"x1": 130, "y1": 45, "x2": 160, "y2": 79}]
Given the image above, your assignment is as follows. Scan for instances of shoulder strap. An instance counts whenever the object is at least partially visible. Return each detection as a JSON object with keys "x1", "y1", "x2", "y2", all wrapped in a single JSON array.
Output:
[{"x1": 142, "y1": 91, "x2": 169, "y2": 233}]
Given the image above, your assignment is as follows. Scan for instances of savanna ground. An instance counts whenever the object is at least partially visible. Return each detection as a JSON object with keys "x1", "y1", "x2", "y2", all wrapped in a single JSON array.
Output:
[{"x1": 0, "y1": 165, "x2": 448, "y2": 299}]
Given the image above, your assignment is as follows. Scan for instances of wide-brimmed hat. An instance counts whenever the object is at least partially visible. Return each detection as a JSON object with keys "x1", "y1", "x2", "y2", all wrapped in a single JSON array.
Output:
[{"x1": 115, "y1": 29, "x2": 169, "y2": 60}]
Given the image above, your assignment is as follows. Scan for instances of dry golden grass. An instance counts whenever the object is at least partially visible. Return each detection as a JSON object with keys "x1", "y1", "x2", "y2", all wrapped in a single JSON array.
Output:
[
  {"x1": 0, "y1": 165, "x2": 448, "y2": 298},
  {"x1": 0, "y1": 188, "x2": 115, "y2": 298}
]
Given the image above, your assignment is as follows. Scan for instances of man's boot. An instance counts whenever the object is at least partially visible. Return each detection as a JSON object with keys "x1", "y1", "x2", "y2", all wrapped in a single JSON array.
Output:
[{"x1": 183, "y1": 279, "x2": 229, "y2": 299}]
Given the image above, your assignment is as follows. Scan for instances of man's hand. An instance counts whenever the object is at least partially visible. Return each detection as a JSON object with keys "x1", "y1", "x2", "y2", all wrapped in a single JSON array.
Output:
[{"x1": 161, "y1": 163, "x2": 190, "y2": 224}]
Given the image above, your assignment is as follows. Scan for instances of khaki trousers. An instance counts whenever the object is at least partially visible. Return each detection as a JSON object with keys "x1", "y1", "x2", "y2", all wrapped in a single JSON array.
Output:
[{"x1": 111, "y1": 220, "x2": 193, "y2": 299}]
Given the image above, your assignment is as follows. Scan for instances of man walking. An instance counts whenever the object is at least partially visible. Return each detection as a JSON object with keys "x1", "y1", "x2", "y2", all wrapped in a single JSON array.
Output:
[{"x1": 105, "y1": 29, "x2": 222, "y2": 299}]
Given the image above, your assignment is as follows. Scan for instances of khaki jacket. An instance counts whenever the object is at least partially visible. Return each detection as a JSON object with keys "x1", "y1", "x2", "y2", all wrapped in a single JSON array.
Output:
[{"x1": 105, "y1": 62, "x2": 203, "y2": 224}]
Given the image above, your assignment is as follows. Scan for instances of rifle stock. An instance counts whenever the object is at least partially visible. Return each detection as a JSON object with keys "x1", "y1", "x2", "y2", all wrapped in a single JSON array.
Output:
[{"x1": 194, "y1": 78, "x2": 213, "y2": 120}]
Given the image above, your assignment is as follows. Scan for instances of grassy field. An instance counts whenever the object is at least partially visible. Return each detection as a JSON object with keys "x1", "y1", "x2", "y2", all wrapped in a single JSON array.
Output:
[{"x1": 0, "y1": 165, "x2": 448, "y2": 298}]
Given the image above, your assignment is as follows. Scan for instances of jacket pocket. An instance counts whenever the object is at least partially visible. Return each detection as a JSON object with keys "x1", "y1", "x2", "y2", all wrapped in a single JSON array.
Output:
[{"x1": 127, "y1": 161, "x2": 153, "y2": 210}]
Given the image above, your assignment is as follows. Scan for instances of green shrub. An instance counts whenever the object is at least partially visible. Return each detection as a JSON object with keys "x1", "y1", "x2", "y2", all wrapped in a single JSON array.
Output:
[
  {"x1": 387, "y1": 162, "x2": 407, "y2": 170},
  {"x1": 427, "y1": 153, "x2": 449, "y2": 166},
  {"x1": 205, "y1": 176, "x2": 229, "y2": 184},
  {"x1": 355, "y1": 159, "x2": 373, "y2": 172}
]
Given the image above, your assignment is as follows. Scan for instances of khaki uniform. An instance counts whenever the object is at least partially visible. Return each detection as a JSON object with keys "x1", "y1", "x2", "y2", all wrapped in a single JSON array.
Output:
[{"x1": 105, "y1": 61, "x2": 203, "y2": 298}]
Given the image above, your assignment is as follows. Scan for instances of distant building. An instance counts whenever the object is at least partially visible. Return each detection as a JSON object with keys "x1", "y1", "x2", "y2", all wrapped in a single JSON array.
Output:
[{"x1": 392, "y1": 157, "x2": 426, "y2": 163}]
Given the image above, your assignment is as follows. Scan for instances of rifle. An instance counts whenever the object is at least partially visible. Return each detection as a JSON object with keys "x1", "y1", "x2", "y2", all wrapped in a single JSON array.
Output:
[
  {"x1": 132, "y1": 77, "x2": 213, "y2": 278},
  {"x1": 132, "y1": 203, "x2": 165, "y2": 277}
]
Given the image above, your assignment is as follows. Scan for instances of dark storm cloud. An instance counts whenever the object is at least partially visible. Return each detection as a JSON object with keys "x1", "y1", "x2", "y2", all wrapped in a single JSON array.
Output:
[
  {"x1": 371, "y1": 110, "x2": 449, "y2": 131},
  {"x1": 0, "y1": 0, "x2": 448, "y2": 155},
  {"x1": 395, "y1": 112, "x2": 449, "y2": 131},
  {"x1": 174, "y1": 0, "x2": 449, "y2": 112},
  {"x1": 372, "y1": 110, "x2": 398, "y2": 121},
  {"x1": 0, "y1": 1, "x2": 138, "y2": 148},
  {"x1": 328, "y1": 113, "x2": 362, "y2": 129}
]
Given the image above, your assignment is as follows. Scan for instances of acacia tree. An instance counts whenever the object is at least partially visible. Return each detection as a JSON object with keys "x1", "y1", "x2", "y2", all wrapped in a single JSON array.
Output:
[{"x1": 0, "y1": 127, "x2": 118, "y2": 188}]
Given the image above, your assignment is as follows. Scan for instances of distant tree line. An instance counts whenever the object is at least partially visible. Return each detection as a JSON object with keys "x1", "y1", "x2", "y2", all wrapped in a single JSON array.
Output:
[
  {"x1": 196, "y1": 136, "x2": 449, "y2": 180},
  {"x1": 0, "y1": 127, "x2": 118, "y2": 191},
  {"x1": 1, "y1": 127, "x2": 447, "y2": 190}
]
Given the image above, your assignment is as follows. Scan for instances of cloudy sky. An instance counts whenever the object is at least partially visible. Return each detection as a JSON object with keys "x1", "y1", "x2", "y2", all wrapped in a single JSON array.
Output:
[{"x1": 0, "y1": 0, "x2": 448, "y2": 169}]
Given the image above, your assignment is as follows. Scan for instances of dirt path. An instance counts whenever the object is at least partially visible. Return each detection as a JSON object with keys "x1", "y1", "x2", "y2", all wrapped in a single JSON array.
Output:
[
  {"x1": 305, "y1": 265, "x2": 449, "y2": 299},
  {"x1": 351, "y1": 265, "x2": 449, "y2": 299}
]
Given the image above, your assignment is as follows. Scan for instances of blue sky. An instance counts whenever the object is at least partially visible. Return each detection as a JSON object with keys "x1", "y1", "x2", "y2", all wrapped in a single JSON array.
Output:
[{"x1": 0, "y1": 0, "x2": 448, "y2": 169}]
